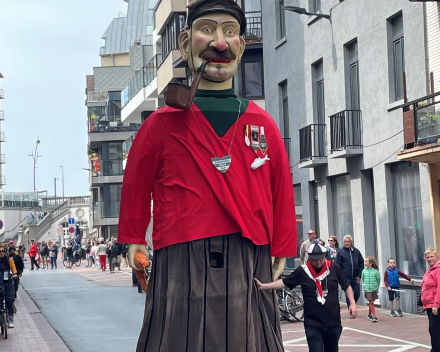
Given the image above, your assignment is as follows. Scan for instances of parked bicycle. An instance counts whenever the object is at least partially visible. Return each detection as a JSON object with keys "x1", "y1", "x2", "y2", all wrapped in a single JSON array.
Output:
[{"x1": 277, "y1": 286, "x2": 304, "y2": 323}]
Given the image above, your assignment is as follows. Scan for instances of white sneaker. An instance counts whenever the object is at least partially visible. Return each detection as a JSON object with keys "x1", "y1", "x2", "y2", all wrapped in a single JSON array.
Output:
[{"x1": 8, "y1": 322, "x2": 14, "y2": 328}]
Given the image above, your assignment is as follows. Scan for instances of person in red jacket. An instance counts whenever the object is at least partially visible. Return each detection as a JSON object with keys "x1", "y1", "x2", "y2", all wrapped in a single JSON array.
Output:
[
  {"x1": 28, "y1": 240, "x2": 40, "y2": 270},
  {"x1": 421, "y1": 247, "x2": 440, "y2": 352},
  {"x1": 118, "y1": 1, "x2": 297, "y2": 351}
]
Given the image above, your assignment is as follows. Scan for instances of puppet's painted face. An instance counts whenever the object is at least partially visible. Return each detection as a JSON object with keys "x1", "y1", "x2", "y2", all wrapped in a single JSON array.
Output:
[{"x1": 180, "y1": 12, "x2": 245, "y2": 83}]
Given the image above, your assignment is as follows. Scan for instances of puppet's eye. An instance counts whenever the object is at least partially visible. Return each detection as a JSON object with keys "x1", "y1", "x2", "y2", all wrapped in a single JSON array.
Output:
[
  {"x1": 203, "y1": 26, "x2": 213, "y2": 34},
  {"x1": 225, "y1": 28, "x2": 235, "y2": 36}
]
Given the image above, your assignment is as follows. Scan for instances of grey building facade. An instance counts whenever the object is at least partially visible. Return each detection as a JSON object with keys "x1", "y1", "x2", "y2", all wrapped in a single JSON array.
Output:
[{"x1": 262, "y1": 0, "x2": 439, "y2": 312}]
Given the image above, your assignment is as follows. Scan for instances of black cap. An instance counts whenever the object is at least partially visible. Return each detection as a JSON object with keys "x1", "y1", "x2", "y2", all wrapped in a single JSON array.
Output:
[
  {"x1": 307, "y1": 241, "x2": 327, "y2": 259},
  {"x1": 187, "y1": 0, "x2": 247, "y2": 36}
]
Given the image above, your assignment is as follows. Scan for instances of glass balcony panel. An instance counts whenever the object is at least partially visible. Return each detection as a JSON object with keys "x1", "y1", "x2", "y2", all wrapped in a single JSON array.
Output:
[
  {"x1": 93, "y1": 201, "x2": 120, "y2": 219},
  {"x1": 89, "y1": 115, "x2": 140, "y2": 133},
  {"x1": 101, "y1": 159, "x2": 124, "y2": 176},
  {"x1": 416, "y1": 100, "x2": 440, "y2": 144}
]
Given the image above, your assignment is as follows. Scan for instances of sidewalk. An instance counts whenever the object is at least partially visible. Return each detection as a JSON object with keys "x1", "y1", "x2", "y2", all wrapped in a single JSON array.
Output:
[{"x1": 0, "y1": 288, "x2": 69, "y2": 352}]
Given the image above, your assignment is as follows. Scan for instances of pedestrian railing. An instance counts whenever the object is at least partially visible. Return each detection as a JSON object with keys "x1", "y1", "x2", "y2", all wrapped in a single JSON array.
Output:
[
  {"x1": 329, "y1": 110, "x2": 363, "y2": 152},
  {"x1": 35, "y1": 201, "x2": 69, "y2": 242}
]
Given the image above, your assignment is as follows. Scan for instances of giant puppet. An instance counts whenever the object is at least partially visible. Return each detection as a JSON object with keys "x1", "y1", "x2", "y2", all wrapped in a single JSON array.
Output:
[{"x1": 118, "y1": 1, "x2": 297, "y2": 351}]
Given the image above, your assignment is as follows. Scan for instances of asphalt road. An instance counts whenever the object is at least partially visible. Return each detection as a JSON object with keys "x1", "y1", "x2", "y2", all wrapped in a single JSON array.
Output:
[{"x1": 20, "y1": 267, "x2": 146, "y2": 352}]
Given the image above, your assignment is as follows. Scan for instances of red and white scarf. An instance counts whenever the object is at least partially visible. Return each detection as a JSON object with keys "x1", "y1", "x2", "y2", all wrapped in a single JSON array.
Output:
[{"x1": 302, "y1": 260, "x2": 331, "y2": 305}]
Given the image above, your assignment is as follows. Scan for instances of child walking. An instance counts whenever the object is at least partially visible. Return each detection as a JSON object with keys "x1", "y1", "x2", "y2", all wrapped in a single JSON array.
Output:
[
  {"x1": 361, "y1": 256, "x2": 381, "y2": 322},
  {"x1": 384, "y1": 258, "x2": 414, "y2": 317}
]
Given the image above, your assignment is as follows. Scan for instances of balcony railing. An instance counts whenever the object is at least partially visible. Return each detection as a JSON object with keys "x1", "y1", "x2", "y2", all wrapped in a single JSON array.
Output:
[
  {"x1": 282, "y1": 137, "x2": 291, "y2": 163},
  {"x1": 329, "y1": 110, "x2": 362, "y2": 152},
  {"x1": 0, "y1": 89, "x2": 3, "y2": 99},
  {"x1": 0, "y1": 154, "x2": 5, "y2": 164},
  {"x1": 416, "y1": 99, "x2": 440, "y2": 145},
  {"x1": 0, "y1": 110, "x2": 4, "y2": 121},
  {"x1": 299, "y1": 124, "x2": 326, "y2": 162},
  {"x1": 0, "y1": 132, "x2": 5, "y2": 142},
  {"x1": 122, "y1": 134, "x2": 136, "y2": 160},
  {"x1": 86, "y1": 88, "x2": 108, "y2": 102},
  {"x1": 100, "y1": 159, "x2": 124, "y2": 176},
  {"x1": 93, "y1": 201, "x2": 120, "y2": 219},
  {"x1": 245, "y1": 11, "x2": 262, "y2": 40},
  {"x1": 122, "y1": 55, "x2": 161, "y2": 107},
  {"x1": 89, "y1": 114, "x2": 140, "y2": 133}
]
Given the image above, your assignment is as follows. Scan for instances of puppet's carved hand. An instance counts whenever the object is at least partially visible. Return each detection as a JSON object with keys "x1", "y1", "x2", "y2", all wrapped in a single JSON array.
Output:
[
  {"x1": 272, "y1": 257, "x2": 286, "y2": 281},
  {"x1": 128, "y1": 244, "x2": 149, "y2": 270}
]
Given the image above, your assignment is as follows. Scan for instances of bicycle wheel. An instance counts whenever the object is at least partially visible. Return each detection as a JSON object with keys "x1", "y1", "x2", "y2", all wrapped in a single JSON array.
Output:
[
  {"x1": 63, "y1": 258, "x2": 69, "y2": 268},
  {"x1": 277, "y1": 290, "x2": 297, "y2": 323},
  {"x1": 286, "y1": 289, "x2": 304, "y2": 322},
  {"x1": 74, "y1": 258, "x2": 81, "y2": 267},
  {"x1": 3, "y1": 312, "x2": 7, "y2": 339}
]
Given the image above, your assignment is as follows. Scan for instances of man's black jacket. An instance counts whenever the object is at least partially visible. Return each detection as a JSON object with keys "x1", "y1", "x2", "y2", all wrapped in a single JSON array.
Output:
[
  {"x1": 11, "y1": 254, "x2": 24, "y2": 274},
  {"x1": 336, "y1": 246, "x2": 364, "y2": 280}
]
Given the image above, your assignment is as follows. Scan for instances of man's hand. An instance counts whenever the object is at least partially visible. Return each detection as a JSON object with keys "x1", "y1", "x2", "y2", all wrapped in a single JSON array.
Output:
[
  {"x1": 433, "y1": 307, "x2": 438, "y2": 315},
  {"x1": 411, "y1": 279, "x2": 415, "y2": 283},
  {"x1": 387, "y1": 287, "x2": 391, "y2": 291},
  {"x1": 356, "y1": 277, "x2": 360, "y2": 284},
  {"x1": 11, "y1": 274, "x2": 17, "y2": 279},
  {"x1": 127, "y1": 244, "x2": 149, "y2": 270},
  {"x1": 254, "y1": 278, "x2": 263, "y2": 290},
  {"x1": 349, "y1": 304, "x2": 358, "y2": 319}
]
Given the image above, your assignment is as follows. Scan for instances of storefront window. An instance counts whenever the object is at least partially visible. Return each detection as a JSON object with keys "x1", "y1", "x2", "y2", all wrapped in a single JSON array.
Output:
[
  {"x1": 393, "y1": 162, "x2": 426, "y2": 277},
  {"x1": 332, "y1": 175, "x2": 353, "y2": 245}
]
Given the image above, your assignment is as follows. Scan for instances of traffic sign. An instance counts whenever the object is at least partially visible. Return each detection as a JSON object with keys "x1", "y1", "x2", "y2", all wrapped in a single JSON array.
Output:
[
  {"x1": 68, "y1": 226, "x2": 75, "y2": 234},
  {"x1": 68, "y1": 218, "x2": 75, "y2": 225},
  {"x1": 0, "y1": 220, "x2": 3, "y2": 230}
]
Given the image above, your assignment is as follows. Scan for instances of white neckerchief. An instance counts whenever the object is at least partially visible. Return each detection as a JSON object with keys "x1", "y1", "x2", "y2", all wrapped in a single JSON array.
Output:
[{"x1": 302, "y1": 263, "x2": 331, "y2": 305}]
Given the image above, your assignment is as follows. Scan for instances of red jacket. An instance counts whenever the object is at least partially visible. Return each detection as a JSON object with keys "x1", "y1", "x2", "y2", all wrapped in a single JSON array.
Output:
[
  {"x1": 29, "y1": 244, "x2": 38, "y2": 258},
  {"x1": 118, "y1": 102, "x2": 297, "y2": 257},
  {"x1": 421, "y1": 260, "x2": 440, "y2": 309}
]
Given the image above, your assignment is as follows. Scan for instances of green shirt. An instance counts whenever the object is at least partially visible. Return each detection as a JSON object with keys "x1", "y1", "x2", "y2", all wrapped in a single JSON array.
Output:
[{"x1": 194, "y1": 89, "x2": 249, "y2": 137}]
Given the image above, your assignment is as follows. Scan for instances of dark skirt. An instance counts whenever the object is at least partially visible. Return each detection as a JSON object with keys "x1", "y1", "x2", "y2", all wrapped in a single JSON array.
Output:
[{"x1": 137, "y1": 233, "x2": 284, "y2": 352}]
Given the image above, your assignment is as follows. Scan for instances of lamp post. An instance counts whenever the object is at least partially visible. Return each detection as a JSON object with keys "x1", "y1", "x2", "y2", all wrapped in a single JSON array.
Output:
[
  {"x1": 28, "y1": 137, "x2": 41, "y2": 191},
  {"x1": 283, "y1": 6, "x2": 331, "y2": 20},
  {"x1": 59, "y1": 166, "x2": 64, "y2": 200},
  {"x1": 54, "y1": 178, "x2": 59, "y2": 204}
]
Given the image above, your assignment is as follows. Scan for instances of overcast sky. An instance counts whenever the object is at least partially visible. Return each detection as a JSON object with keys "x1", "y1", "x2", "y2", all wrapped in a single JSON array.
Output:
[{"x1": 0, "y1": 0, "x2": 127, "y2": 196}]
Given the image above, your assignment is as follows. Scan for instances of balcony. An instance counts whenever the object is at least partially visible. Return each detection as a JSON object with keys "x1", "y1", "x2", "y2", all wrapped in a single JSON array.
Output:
[
  {"x1": 329, "y1": 110, "x2": 363, "y2": 158},
  {"x1": 298, "y1": 124, "x2": 327, "y2": 168},
  {"x1": 397, "y1": 91, "x2": 440, "y2": 163},
  {"x1": 122, "y1": 134, "x2": 136, "y2": 169},
  {"x1": 86, "y1": 88, "x2": 108, "y2": 103},
  {"x1": 89, "y1": 115, "x2": 140, "y2": 134},
  {"x1": 0, "y1": 89, "x2": 3, "y2": 99},
  {"x1": 244, "y1": 11, "x2": 262, "y2": 42},
  {"x1": 93, "y1": 201, "x2": 120, "y2": 219},
  {"x1": 121, "y1": 56, "x2": 161, "y2": 124},
  {"x1": 155, "y1": 0, "x2": 186, "y2": 35},
  {"x1": 0, "y1": 132, "x2": 5, "y2": 142},
  {"x1": 0, "y1": 154, "x2": 5, "y2": 164},
  {"x1": 0, "y1": 110, "x2": 4, "y2": 121},
  {"x1": 157, "y1": 49, "x2": 186, "y2": 95},
  {"x1": 91, "y1": 159, "x2": 124, "y2": 186}
]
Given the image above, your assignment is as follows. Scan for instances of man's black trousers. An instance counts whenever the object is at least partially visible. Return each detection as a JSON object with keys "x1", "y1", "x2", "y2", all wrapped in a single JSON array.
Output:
[
  {"x1": 30, "y1": 257, "x2": 40, "y2": 270},
  {"x1": 305, "y1": 325, "x2": 343, "y2": 352},
  {"x1": 427, "y1": 308, "x2": 440, "y2": 352}
]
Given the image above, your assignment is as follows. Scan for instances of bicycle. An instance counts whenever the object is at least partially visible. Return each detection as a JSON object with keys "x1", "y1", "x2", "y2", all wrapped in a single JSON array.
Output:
[
  {"x1": 0, "y1": 279, "x2": 8, "y2": 339},
  {"x1": 277, "y1": 286, "x2": 304, "y2": 323},
  {"x1": 63, "y1": 249, "x2": 82, "y2": 268}
]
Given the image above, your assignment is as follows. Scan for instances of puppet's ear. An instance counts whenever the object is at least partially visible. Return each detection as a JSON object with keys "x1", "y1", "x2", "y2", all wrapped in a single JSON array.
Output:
[{"x1": 178, "y1": 30, "x2": 190, "y2": 61}]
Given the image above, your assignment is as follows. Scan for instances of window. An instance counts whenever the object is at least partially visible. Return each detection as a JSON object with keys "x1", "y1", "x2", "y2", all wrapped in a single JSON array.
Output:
[
  {"x1": 392, "y1": 162, "x2": 426, "y2": 277},
  {"x1": 161, "y1": 13, "x2": 186, "y2": 63},
  {"x1": 310, "y1": 0, "x2": 321, "y2": 12},
  {"x1": 313, "y1": 60, "x2": 325, "y2": 124},
  {"x1": 332, "y1": 175, "x2": 354, "y2": 246},
  {"x1": 278, "y1": 0, "x2": 286, "y2": 39},
  {"x1": 391, "y1": 14, "x2": 405, "y2": 101},
  {"x1": 285, "y1": 184, "x2": 302, "y2": 269},
  {"x1": 279, "y1": 81, "x2": 289, "y2": 138},
  {"x1": 234, "y1": 59, "x2": 264, "y2": 99},
  {"x1": 347, "y1": 41, "x2": 360, "y2": 110}
]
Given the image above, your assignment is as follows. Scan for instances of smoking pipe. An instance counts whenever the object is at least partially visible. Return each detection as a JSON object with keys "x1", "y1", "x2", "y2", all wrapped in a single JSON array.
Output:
[
  {"x1": 165, "y1": 60, "x2": 211, "y2": 110},
  {"x1": 133, "y1": 251, "x2": 151, "y2": 293}
]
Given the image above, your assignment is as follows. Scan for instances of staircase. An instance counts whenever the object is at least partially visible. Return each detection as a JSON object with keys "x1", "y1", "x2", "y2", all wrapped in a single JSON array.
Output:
[{"x1": 31, "y1": 201, "x2": 69, "y2": 242}]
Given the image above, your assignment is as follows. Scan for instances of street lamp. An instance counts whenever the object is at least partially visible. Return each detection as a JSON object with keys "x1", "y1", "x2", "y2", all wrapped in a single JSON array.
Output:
[
  {"x1": 284, "y1": 6, "x2": 331, "y2": 20},
  {"x1": 59, "y1": 166, "x2": 64, "y2": 200},
  {"x1": 28, "y1": 137, "x2": 41, "y2": 191},
  {"x1": 54, "y1": 178, "x2": 59, "y2": 203}
]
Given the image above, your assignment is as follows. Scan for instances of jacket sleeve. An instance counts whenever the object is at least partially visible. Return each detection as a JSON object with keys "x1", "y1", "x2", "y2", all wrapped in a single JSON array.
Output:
[
  {"x1": 361, "y1": 269, "x2": 365, "y2": 283},
  {"x1": 269, "y1": 121, "x2": 297, "y2": 258},
  {"x1": 397, "y1": 269, "x2": 411, "y2": 281},
  {"x1": 384, "y1": 270, "x2": 389, "y2": 287},
  {"x1": 357, "y1": 249, "x2": 364, "y2": 278},
  {"x1": 434, "y1": 271, "x2": 440, "y2": 308},
  {"x1": 8, "y1": 258, "x2": 17, "y2": 274},
  {"x1": 376, "y1": 270, "x2": 381, "y2": 288},
  {"x1": 16, "y1": 256, "x2": 24, "y2": 273},
  {"x1": 336, "y1": 252, "x2": 342, "y2": 268},
  {"x1": 300, "y1": 242, "x2": 305, "y2": 263},
  {"x1": 118, "y1": 114, "x2": 162, "y2": 245}
]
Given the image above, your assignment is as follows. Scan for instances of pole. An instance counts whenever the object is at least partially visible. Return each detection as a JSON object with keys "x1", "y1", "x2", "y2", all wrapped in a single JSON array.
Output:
[
  {"x1": 54, "y1": 178, "x2": 57, "y2": 203},
  {"x1": 29, "y1": 137, "x2": 41, "y2": 191},
  {"x1": 59, "y1": 166, "x2": 64, "y2": 199}
]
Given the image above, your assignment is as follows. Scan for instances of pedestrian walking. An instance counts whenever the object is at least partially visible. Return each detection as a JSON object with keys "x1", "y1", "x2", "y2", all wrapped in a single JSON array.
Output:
[
  {"x1": 65, "y1": 242, "x2": 74, "y2": 269},
  {"x1": 300, "y1": 229, "x2": 317, "y2": 264},
  {"x1": 122, "y1": 243, "x2": 129, "y2": 267},
  {"x1": 18, "y1": 244, "x2": 26, "y2": 259},
  {"x1": 0, "y1": 244, "x2": 19, "y2": 328},
  {"x1": 39, "y1": 241, "x2": 49, "y2": 269},
  {"x1": 132, "y1": 269, "x2": 143, "y2": 293},
  {"x1": 421, "y1": 247, "x2": 440, "y2": 352},
  {"x1": 97, "y1": 240, "x2": 107, "y2": 271},
  {"x1": 326, "y1": 236, "x2": 340, "y2": 263},
  {"x1": 28, "y1": 240, "x2": 40, "y2": 270},
  {"x1": 85, "y1": 239, "x2": 93, "y2": 267},
  {"x1": 361, "y1": 256, "x2": 381, "y2": 323},
  {"x1": 107, "y1": 241, "x2": 117, "y2": 273},
  {"x1": 113, "y1": 238, "x2": 123, "y2": 271},
  {"x1": 49, "y1": 242, "x2": 58, "y2": 269},
  {"x1": 31, "y1": 210, "x2": 35, "y2": 223},
  {"x1": 336, "y1": 235, "x2": 364, "y2": 310},
  {"x1": 384, "y1": 257, "x2": 414, "y2": 317},
  {"x1": 8, "y1": 246, "x2": 24, "y2": 298},
  {"x1": 255, "y1": 241, "x2": 358, "y2": 351}
]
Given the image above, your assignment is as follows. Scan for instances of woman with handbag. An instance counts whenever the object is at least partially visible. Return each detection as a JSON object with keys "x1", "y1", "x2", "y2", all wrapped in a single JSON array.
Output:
[
  {"x1": 421, "y1": 247, "x2": 440, "y2": 352},
  {"x1": 49, "y1": 242, "x2": 58, "y2": 269}
]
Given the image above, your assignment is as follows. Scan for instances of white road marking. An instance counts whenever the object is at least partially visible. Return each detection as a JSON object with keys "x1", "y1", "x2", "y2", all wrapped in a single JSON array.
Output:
[{"x1": 283, "y1": 336, "x2": 307, "y2": 344}]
